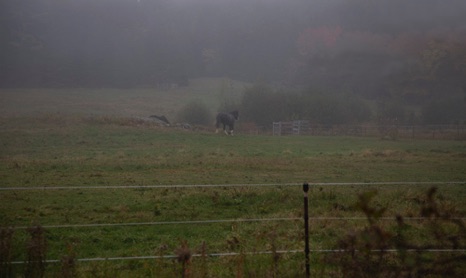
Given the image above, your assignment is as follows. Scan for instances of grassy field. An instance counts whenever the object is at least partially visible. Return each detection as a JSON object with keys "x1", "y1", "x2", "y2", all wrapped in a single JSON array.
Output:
[{"x1": 1, "y1": 83, "x2": 465, "y2": 277}]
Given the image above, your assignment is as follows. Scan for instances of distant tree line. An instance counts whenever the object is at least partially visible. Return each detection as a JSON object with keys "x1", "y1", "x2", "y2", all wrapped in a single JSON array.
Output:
[
  {"x1": 239, "y1": 84, "x2": 367, "y2": 126},
  {"x1": 238, "y1": 84, "x2": 464, "y2": 126},
  {"x1": 177, "y1": 82, "x2": 464, "y2": 129}
]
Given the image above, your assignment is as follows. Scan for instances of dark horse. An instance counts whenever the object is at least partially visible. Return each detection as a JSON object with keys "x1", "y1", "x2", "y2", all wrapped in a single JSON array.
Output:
[{"x1": 215, "y1": 110, "x2": 239, "y2": 135}]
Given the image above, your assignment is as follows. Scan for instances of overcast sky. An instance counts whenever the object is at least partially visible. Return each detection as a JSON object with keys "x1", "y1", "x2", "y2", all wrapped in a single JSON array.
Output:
[{"x1": 1, "y1": 0, "x2": 465, "y2": 89}]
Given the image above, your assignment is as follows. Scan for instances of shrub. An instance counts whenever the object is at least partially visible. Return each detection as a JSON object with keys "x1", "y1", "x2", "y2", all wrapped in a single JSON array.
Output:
[
  {"x1": 327, "y1": 187, "x2": 466, "y2": 277},
  {"x1": 177, "y1": 100, "x2": 212, "y2": 126},
  {"x1": 239, "y1": 84, "x2": 372, "y2": 126},
  {"x1": 376, "y1": 98, "x2": 406, "y2": 123},
  {"x1": 0, "y1": 227, "x2": 15, "y2": 277},
  {"x1": 240, "y1": 84, "x2": 288, "y2": 126},
  {"x1": 421, "y1": 98, "x2": 465, "y2": 124},
  {"x1": 25, "y1": 226, "x2": 47, "y2": 278}
]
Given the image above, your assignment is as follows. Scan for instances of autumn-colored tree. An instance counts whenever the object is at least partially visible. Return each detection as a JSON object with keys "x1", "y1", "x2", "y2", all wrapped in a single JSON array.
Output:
[
  {"x1": 297, "y1": 26, "x2": 343, "y2": 57},
  {"x1": 392, "y1": 29, "x2": 466, "y2": 101}
]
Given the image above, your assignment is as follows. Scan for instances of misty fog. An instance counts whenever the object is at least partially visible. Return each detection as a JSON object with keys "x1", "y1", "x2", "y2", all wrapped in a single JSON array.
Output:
[{"x1": 1, "y1": 0, "x2": 465, "y2": 124}]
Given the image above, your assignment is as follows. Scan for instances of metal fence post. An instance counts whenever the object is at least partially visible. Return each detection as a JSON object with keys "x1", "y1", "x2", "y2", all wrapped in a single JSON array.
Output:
[{"x1": 303, "y1": 182, "x2": 310, "y2": 277}]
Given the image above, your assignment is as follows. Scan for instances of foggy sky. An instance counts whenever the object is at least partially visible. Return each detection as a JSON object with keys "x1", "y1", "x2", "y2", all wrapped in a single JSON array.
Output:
[{"x1": 1, "y1": 0, "x2": 465, "y2": 89}]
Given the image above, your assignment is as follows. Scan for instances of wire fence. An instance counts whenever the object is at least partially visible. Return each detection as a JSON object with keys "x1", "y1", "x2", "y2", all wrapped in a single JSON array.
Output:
[
  {"x1": 1, "y1": 181, "x2": 464, "y2": 191},
  {"x1": 2, "y1": 181, "x2": 466, "y2": 269},
  {"x1": 9, "y1": 216, "x2": 466, "y2": 230},
  {"x1": 10, "y1": 249, "x2": 466, "y2": 265},
  {"x1": 265, "y1": 122, "x2": 466, "y2": 140}
]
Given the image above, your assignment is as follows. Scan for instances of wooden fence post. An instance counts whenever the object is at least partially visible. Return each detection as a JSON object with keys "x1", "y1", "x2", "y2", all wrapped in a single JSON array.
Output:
[{"x1": 303, "y1": 183, "x2": 310, "y2": 277}]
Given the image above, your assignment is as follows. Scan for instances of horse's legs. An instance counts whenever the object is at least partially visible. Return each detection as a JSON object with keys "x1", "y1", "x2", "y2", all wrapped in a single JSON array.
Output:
[
  {"x1": 216, "y1": 123, "x2": 234, "y2": 135},
  {"x1": 215, "y1": 119, "x2": 221, "y2": 133},
  {"x1": 220, "y1": 124, "x2": 227, "y2": 135},
  {"x1": 227, "y1": 124, "x2": 234, "y2": 135}
]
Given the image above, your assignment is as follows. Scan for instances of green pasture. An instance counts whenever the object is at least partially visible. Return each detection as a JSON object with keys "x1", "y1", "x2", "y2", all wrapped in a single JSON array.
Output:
[
  {"x1": 1, "y1": 115, "x2": 465, "y2": 187},
  {"x1": 0, "y1": 84, "x2": 465, "y2": 276}
]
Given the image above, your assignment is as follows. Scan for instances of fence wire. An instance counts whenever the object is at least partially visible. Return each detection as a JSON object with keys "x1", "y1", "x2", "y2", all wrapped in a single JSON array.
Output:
[
  {"x1": 1, "y1": 181, "x2": 464, "y2": 190},
  {"x1": 10, "y1": 249, "x2": 466, "y2": 265},
  {"x1": 3, "y1": 181, "x2": 465, "y2": 269},
  {"x1": 8, "y1": 217, "x2": 466, "y2": 230}
]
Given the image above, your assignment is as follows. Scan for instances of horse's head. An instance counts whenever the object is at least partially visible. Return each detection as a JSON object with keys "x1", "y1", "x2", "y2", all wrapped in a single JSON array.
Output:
[{"x1": 230, "y1": 110, "x2": 239, "y2": 120}]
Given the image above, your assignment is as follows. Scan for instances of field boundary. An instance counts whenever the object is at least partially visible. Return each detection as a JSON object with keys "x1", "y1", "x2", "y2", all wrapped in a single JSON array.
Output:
[
  {"x1": 3, "y1": 181, "x2": 465, "y2": 273},
  {"x1": 1, "y1": 181, "x2": 464, "y2": 191},
  {"x1": 9, "y1": 216, "x2": 466, "y2": 230},
  {"x1": 270, "y1": 122, "x2": 466, "y2": 140},
  {"x1": 10, "y1": 249, "x2": 466, "y2": 265}
]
